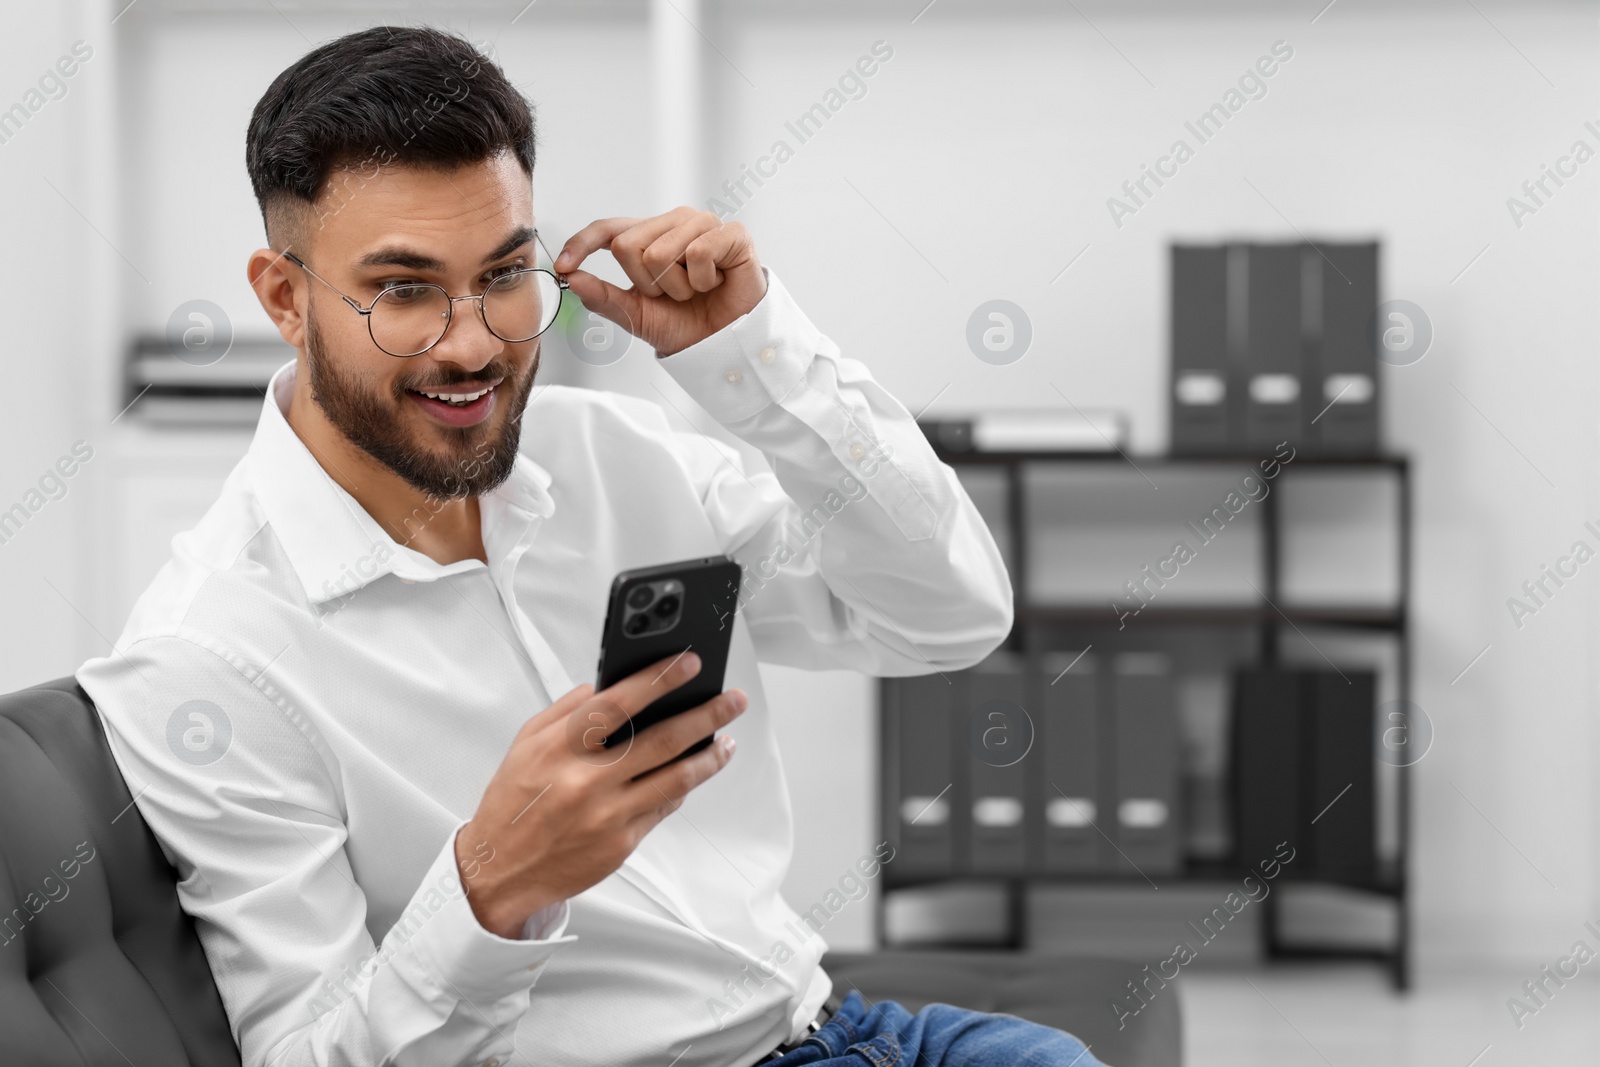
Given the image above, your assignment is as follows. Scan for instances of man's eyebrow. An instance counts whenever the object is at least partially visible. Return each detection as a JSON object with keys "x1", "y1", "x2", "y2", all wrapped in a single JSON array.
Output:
[
  {"x1": 483, "y1": 225, "x2": 535, "y2": 265},
  {"x1": 355, "y1": 246, "x2": 445, "y2": 271},
  {"x1": 354, "y1": 225, "x2": 535, "y2": 272}
]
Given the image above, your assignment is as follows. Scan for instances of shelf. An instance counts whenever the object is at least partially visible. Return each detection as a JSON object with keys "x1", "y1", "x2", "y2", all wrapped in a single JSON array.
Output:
[
  {"x1": 1016, "y1": 605, "x2": 1404, "y2": 631},
  {"x1": 885, "y1": 861, "x2": 1405, "y2": 897},
  {"x1": 932, "y1": 448, "x2": 1408, "y2": 470},
  {"x1": 882, "y1": 435, "x2": 1413, "y2": 988}
]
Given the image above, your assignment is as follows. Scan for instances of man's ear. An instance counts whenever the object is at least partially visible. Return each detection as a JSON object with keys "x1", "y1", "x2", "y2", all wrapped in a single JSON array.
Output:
[{"x1": 247, "y1": 247, "x2": 307, "y2": 350}]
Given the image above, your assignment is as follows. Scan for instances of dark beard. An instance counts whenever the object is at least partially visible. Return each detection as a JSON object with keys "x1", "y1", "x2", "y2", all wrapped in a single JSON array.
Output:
[{"x1": 303, "y1": 307, "x2": 539, "y2": 499}]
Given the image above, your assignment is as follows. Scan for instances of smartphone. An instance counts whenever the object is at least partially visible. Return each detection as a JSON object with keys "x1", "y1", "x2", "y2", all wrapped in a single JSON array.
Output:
[{"x1": 595, "y1": 555, "x2": 742, "y2": 771}]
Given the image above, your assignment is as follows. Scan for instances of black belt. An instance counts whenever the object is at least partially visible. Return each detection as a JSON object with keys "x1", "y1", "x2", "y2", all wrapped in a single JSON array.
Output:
[{"x1": 759, "y1": 993, "x2": 844, "y2": 1061}]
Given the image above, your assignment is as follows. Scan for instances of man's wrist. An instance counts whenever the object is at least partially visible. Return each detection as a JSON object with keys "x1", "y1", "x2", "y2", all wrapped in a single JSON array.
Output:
[
  {"x1": 455, "y1": 822, "x2": 564, "y2": 940},
  {"x1": 456, "y1": 822, "x2": 518, "y2": 938},
  {"x1": 414, "y1": 827, "x2": 576, "y2": 1001},
  {"x1": 655, "y1": 266, "x2": 772, "y2": 359},
  {"x1": 467, "y1": 894, "x2": 526, "y2": 941}
]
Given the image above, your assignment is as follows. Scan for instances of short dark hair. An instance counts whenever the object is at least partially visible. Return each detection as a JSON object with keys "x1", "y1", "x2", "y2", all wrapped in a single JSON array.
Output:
[{"x1": 245, "y1": 25, "x2": 537, "y2": 247}]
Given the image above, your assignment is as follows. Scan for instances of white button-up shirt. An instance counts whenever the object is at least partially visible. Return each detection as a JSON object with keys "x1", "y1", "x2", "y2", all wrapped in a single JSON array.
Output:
[{"x1": 77, "y1": 268, "x2": 1012, "y2": 1067}]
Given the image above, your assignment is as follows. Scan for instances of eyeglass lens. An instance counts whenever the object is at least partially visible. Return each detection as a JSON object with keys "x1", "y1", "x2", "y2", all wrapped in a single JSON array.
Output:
[{"x1": 369, "y1": 269, "x2": 564, "y2": 357}]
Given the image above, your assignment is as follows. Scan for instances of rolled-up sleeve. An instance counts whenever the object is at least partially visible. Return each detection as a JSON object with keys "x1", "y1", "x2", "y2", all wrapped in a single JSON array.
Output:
[
  {"x1": 653, "y1": 267, "x2": 1014, "y2": 675},
  {"x1": 76, "y1": 634, "x2": 576, "y2": 1067}
]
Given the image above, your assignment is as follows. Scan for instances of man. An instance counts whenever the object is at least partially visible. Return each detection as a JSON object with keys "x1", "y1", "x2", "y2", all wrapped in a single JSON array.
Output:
[{"x1": 78, "y1": 25, "x2": 1103, "y2": 1067}]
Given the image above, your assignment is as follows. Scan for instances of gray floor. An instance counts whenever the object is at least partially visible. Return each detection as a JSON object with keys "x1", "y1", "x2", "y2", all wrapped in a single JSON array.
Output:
[{"x1": 1181, "y1": 964, "x2": 1599, "y2": 1066}]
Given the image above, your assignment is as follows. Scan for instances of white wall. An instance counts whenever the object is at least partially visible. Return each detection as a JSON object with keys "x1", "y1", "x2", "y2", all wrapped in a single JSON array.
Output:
[{"x1": 0, "y1": 1, "x2": 106, "y2": 694}]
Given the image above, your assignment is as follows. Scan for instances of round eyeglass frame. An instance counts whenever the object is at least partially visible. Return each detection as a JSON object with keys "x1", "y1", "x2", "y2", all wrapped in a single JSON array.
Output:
[{"x1": 281, "y1": 250, "x2": 570, "y2": 358}]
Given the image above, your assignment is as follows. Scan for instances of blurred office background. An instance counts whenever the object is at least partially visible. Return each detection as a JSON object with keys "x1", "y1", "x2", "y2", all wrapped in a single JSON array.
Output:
[{"x1": 1, "y1": 0, "x2": 1596, "y2": 1062}]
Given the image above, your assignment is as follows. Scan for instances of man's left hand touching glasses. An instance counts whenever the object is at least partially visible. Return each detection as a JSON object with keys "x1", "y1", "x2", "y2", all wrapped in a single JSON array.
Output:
[{"x1": 554, "y1": 207, "x2": 767, "y2": 358}]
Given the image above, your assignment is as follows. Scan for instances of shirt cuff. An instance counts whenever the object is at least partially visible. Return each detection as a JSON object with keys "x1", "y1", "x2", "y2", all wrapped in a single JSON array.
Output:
[
  {"x1": 523, "y1": 897, "x2": 571, "y2": 941},
  {"x1": 656, "y1": 267, "x2": 824, "y2": 425},
  {"x1": 407, "y1": 821, "x2": 578, "y2": 1003}
]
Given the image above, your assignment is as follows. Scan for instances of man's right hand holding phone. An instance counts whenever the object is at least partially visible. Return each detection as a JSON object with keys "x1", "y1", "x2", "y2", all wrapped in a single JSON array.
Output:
[{"x1": 454, "y1": 651, "x2": 747, "y2": 939}]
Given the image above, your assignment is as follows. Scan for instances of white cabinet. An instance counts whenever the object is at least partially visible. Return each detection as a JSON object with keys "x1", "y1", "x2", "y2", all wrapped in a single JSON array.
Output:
[{"x1": 86, "y1": 424, "x2": 252, "y2": 651}]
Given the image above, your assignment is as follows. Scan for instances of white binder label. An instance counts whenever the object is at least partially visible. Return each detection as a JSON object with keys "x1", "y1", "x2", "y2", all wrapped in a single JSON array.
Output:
[
  {"x1": 1119, "y1": 798, "x2": 1169, "y2": 828},
  {"x1": 973, "y1": 796, "x2": 1025, "y2": 828},
  {"x1": 901, "y1": 795, "x2": 950, "y2": 826},
  {"x1": 1175, "y1": 372, "x2": 1225, "y2": 406},
  {"x1": 1046, "y1": 797, "x2": 1095, "y2": 828},
  {"x1": 1323, "y1": 373, "x2": 1374, "y2": 404},
  {"x1": 1249, "y1": 374, "x2": 1300, "y2": 404}
]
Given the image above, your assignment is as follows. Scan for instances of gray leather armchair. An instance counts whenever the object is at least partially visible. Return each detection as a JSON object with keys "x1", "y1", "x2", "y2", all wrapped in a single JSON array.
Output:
[
  {"x1": 0, "y1": 678, "x2": 1180, "y2": 1066},
  {"x1": 0, "y1": 678, "x2": 240, "y2": 1065}
]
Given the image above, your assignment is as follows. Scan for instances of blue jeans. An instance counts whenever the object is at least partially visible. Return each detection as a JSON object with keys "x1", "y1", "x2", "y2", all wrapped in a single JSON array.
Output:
[{"x1": 766, "y1": 990, "x2": 1106, "y2": 1067}]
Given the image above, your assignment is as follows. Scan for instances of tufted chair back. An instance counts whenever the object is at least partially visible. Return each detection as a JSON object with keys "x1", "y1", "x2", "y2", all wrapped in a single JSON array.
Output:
[{"x1": 0, "y1": 678, "x2": 241, "y2": 1065}]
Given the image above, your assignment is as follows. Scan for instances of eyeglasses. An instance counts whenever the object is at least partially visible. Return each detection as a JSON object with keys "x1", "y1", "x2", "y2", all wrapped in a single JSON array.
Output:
[{"x1": 282, "y1": 242, "x2": 569, "y2": 358}]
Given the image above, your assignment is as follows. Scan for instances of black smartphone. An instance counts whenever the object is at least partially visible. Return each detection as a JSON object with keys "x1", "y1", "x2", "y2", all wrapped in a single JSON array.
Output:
[{"x1": 595, "y1": 555, "x2": 742, "y2": 771}]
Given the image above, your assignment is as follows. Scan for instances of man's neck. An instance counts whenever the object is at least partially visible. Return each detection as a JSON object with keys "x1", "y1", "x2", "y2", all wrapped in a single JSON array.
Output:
[{"x1": 285, "y1": 380, "x2": 488, "y2": 567}]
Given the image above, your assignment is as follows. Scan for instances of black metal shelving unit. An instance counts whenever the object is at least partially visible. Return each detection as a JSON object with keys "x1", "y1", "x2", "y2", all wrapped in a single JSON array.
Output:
[{"x1": 876, "y1": 449, "x2": 1412, "y2": 990}]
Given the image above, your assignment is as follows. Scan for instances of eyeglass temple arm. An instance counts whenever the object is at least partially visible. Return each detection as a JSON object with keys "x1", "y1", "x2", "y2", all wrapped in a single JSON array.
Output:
[
  {"x1": 281, "y1": 251, "x2": 369, "y2": 314},
  {"x1": 533, "y1": 230, "x2": 571, "y2": 288}
]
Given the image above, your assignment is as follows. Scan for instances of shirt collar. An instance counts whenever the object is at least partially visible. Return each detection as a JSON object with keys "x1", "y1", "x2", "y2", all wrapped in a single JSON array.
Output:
[{"x1": 249, "y1": 359, "x2": 556, "y2": 606}]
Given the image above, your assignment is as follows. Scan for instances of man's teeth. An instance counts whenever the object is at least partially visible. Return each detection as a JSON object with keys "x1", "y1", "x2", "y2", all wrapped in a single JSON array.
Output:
[{"x1": 418, "y1": 387, "x2": 491, "y2": 405}]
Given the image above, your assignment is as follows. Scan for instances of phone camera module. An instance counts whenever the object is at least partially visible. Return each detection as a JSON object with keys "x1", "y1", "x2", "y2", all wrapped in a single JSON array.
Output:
[{"x1": 620, "y1": 578, "x2": 684, "y2": 638}]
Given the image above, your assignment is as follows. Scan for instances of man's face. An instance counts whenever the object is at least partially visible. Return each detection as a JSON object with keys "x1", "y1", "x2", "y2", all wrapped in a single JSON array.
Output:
[{"x1": 299, "y1": 152, "x2": 541, "y2": 499}]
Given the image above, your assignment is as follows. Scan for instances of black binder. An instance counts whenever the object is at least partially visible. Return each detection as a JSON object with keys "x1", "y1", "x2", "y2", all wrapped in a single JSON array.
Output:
[
  {"x1": 884, "y1": 672, "x2": 957, "y2": 876},
  {"x1": 1234, "y1": 668, "x2": 1377, "y2": 881},
  {"x1": 1232, "y1": 669, "x2": 1303, "y2": 872},
  {"x1": 965, "y1": 652, "x2": 1031, "y2": 875},
  {"x1": 1308, "y1": 671, "x2": 1376, "y2": 881},
  {"x1": 1313, "y1": 242, "x2": 1380, "y2": 454},
  {"x1": 1170, "y1": 245, "x2": 1231, "y2": 453},
  {"x1": 1039, "y1": 650, "x2": 1099, "y2": 873},
  {"x1": 1243, "y1": 243, "x2": 1304, "y2": 449},
  {"x1": 1110, "y1": 653, "x2": 1182, "y2": 875}
]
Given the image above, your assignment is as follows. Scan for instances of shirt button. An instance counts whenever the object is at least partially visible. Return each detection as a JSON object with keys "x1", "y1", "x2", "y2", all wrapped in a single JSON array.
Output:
[
  {"x1": 758, "y1": 346, "x2": 776, "y2": 364},
  {"x1": 849, "y1": 441, "x2": 866, "y2": 459},
  {"x1": 482, "y1": 1058, "x2": 501, "y2": 1067},
  {"x1": 725, "y1": 369, "x2": 743, "y2": 384}
]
